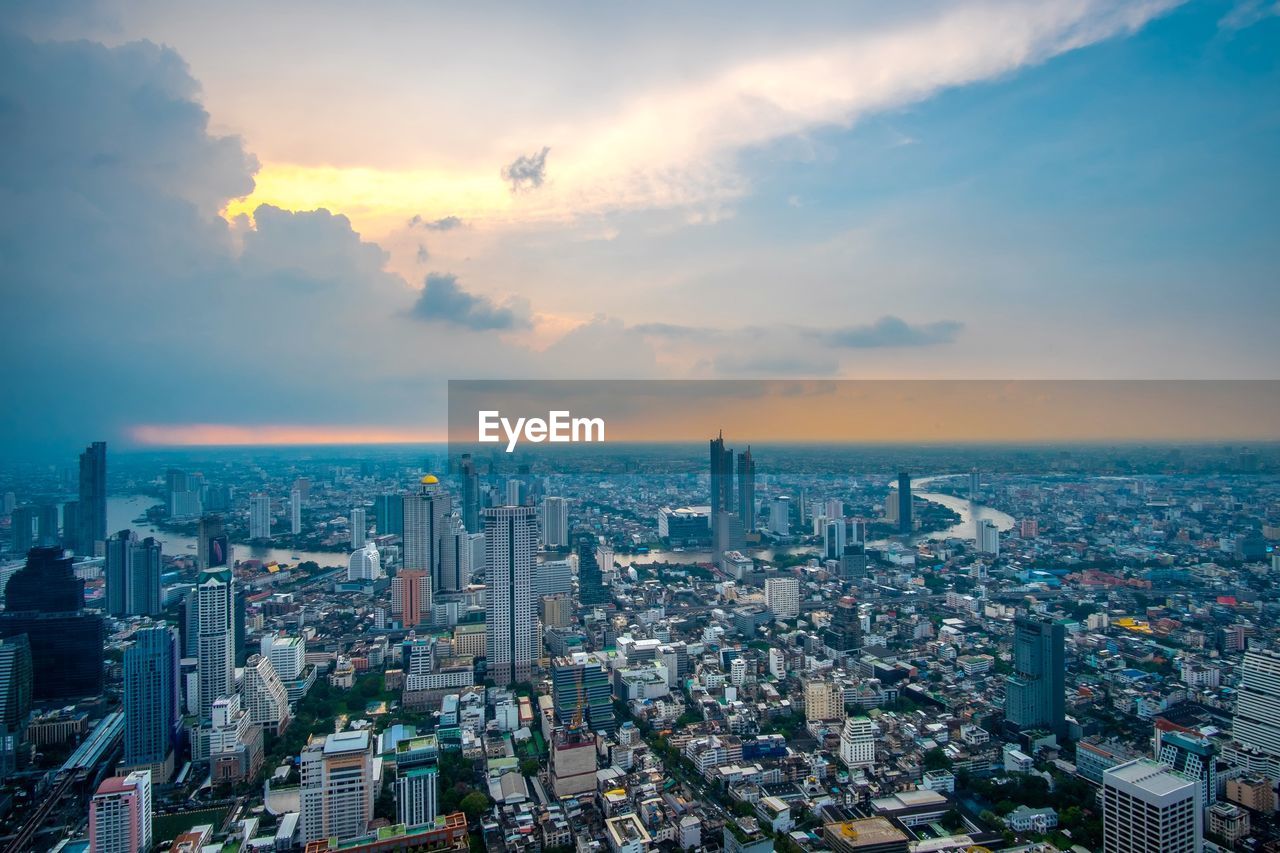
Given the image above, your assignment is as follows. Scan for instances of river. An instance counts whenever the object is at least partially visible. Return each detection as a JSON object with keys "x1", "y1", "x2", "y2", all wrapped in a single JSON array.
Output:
[{"x1": 107, "y1": 495, "x2": 349, "y2": 568}]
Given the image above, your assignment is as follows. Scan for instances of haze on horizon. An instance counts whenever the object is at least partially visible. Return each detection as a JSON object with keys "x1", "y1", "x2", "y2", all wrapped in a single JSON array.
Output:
[{"x1": 2, "y1": 1, "x2": 1278, "y2": 454}]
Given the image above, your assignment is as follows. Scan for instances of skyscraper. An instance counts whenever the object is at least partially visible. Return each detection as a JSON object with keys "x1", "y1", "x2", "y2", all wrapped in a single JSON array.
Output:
[
  {"x1": 77, "y1": 441, "x2": 107, "y2": 556},
  {"x1": 765, "y1": 576, "x2": 800, "y2": 619},
  {"x1": 347, "y1": 542, "x2": 383, "y2": 582},
  {"x1": 350, "y1": 507, "x2": 366, "y2": 549},
  {"x1": 391, "y1": 571, "x2": 430, "y2": 628},
  {"x1": 709, "y1": 431, "x2": 734, "y2": 537},
  {"x1": 290, "y1": 488, "x2": 303, "y2": 535},
  {"x1": 1233, "y1": 648, "x2": 1280, "y2": 759},
  {"x1": 122, "y1": 624, "x2": 179, "y2": 783},
  {"x1": 196, "y1": 568, "x2": 235, "y2": 723},
  {"x1": 542, "y1": 496, "x2": 570, "y2": 548},
  {"x1": 374, "y1": 493, "x2": 404, "y2": 538},
  {"x1": 769, "y1": 496, "x2": 791, "y2": 537},
  {"x1": 105, "y1": 530, "x2": 162, "y2": 617},
  {"x1": 300, "y1": 730, "x2": 376, "y2": 843},
  {"x1": 437, "y1": 512, "x2": 468, "y2": 593},
  {"x1": 89, "y1": 770, "x2": 153, "y2": 853},
  {"x1": 35, "y1": 504, "x2": 59, "y2": 547},
  {"x1": 0, "y1": 636, "x2": 33, "y2": 733},
  {"x1": 1157, "y1": 729, "x2": 1217, "y2": 819},
  {"x1": 976, "y1": 519, "x2": 1001, "y2": 555},
  {"x1": 0, "y1": 545, "x2": 104, "y2": 699},
  {"x1": 1004, "y1": 615, "x2": 1066, "y2": 736},
  {"x1": 485, "y1": 505, "x2": 537, "y2": 686},
  {"x1": 403, "y1": 475, "x2": 449, "y2": 606},
  {"x1": 736, "y1": 447, "x2": 755, "y2": 532},
  {"x1": 242, "y1": 653, "x2": 290, "y2": 735},
  {"x1": 460, "y1": 453, "x2": 480, "y2": 533},
  {"x1": 8, "y1": 506, "x2": 35, "y2": 557},
  {"x1": 576, "y1": 533, "x2": 608, "y2": 608},
  {"x1": 896, "y1": 471, "x2": 912, "y2": 534},
  {"x1": 1102, "y1": 759, "x2": 1202, "y2": 853},
  {"x1": 249, "y1": 494, "x2": 272, "y2": 539}
]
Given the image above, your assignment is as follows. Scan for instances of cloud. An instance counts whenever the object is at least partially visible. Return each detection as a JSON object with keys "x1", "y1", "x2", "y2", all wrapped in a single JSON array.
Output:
[
  {"x1": 409, "y1": 273, "x2": 532, "y2": 331},
  {"x1": 501, "y1": 146, "x2": 550, "y2": 192},
  {"x1": 822, "y1": 317, "x2": 963, "y2": 348},
  {"x1": 416, "y1": 244, "x2": 430, "y2": 263},
  {"x1": 408, "y1": 214, "x2": 465, "y2": 231},
  {"x1": 1219, "y1": 0, "x2": 1280, "y2": 29}
]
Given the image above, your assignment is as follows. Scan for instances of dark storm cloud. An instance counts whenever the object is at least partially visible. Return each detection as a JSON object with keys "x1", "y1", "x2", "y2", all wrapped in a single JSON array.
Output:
[
  {"x1": 822, "y1": 316, "x2": 963, "y2": 348},
  {"x1": 407, "y1": 214, "x2": 464, "y2": 231},
  {"x1": 501, "y1": 146, "x2": 550, "y2": 192},
  {"x1": 410, "y1": 273, "x2": 532, "y2": 331}
]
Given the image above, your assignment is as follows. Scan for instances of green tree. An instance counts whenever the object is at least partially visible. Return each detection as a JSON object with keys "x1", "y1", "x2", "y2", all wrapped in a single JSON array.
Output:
[{"x1": 460, "y1": 791, "x2": 491, "y2": 819}]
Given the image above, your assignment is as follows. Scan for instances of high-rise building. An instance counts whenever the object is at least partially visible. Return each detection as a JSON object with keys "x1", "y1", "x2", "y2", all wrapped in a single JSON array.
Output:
[
  {"x1": 243, "y1": 653, "x2": 290, "y2": 735},
  {"x1": 8, "y1": 506, "x2": 35, "y2": 557},
  {"x1": 769, "y1": 496, "x2": 791, "y2": 537},
  {"x1": 249, "y1": 494, "x2": 272, "y2": 540},
  {"x1": 35, "y1": 504, "x2": 59, "y2": 547},
  {"x1": 77, "y1": 441, "x2": 107, "y2": 556},
  {"x1": 105, "y1": 530, "x2": 162, "y2": 617},
  {"x1": 1234, "y1": 648, "x2": 1280, "y2": 759},
  {"x1": 0, "y1": 636, "x2": 33, "y2": 734},
  {"x1": 823, "y1": 518, "x2": 846, "y2": 561},
  {"x1": 839, "y1": 716, "x2": 876, "y2": 769},
  {"x1": 804, "y1": 680, "x2": 844, "y2": 722},
  {"x1": 403, "y1": 475, "x2": 449, "y2": 606},
  {"x1": 89, "y1": 770, "x2": 152, "y2": 853},
  {"x1": 765, "y1": 576, "x2": 800, "y2": 619},
  {"x1": 374, "y1": 493, "x2": 404, "y2": 538},
  {"x1": 896, "y1": 472, "x2": 912, "y2": 534},
  {"x1": 197, "y1": 515, "x2": 230, "y2": 571},
  {"x1": 196, "y1": 568, "x2": 235, "y2": 723},
  {"x1": 542, "y1": 496, "x2": 570, "y2": 548},
  {"x1": 736, "y1": 447, "x2": 756, "y2": 532},
  {"x1": 350, "y1": 507, "x2": 366, "y2": 549},
  {"x1": 552, "y1": 655, "x2": 616, "y2": 735},
  {"x1": 121, "y1": 624, "x2": 179, "y2": 784},
  {"x1": 1004, "y1": 615, "x2": 1066, "y2": 737},
  {"x1": 976, "y1": 519, "x2": 1000, "y2": 555},
  {"x1": 437, "y1": 512, "x2": 468, "y2": 593},
  {"x1": 576, "y1": 533, "x2": 609, "y2": 608},
  {"x1": 347, "y1": 542, "x2": 383, "y2": 582},
  {"x1": 396, "y1": 765, "x2": 439, "y2": 828},
  {"x1": 969, "y1": 469, "x2": 980, "y2": 500},
  {"x1": 821, "y1": 596, "x2": 862, "y2": 660},
  {"x1": 1102, "y1": 759, "x2": 1202, "y2": 853},
  {"x1": 485, "y1": 505, "x2": 537, "y2": 686},
  {"x1": 260, "y1": 634, "x2": 306, "y2": 682},
  {"x1": 0, "y1": 546, "x2": 104, "y2": 700},
  {"x1": 391, "y1": 570, "x2": 430, "y2": 628},
  {"x1": 1157, "y1": 729, "x2": 1217, "y2": 819},
  {"x1": 459, "y1": 454, "x2": 480, "y2": 533},
  {"x1": 709, "y1": 431, "x2": 734, "y2": 541},
  {"x1": 535, "y1": 559, "x2": 573, "y2": 598},
  {"x1": 166, "y1": 469, "x2": 202, "y2": 520},
  {"x1": 300, "y1": 730, "x2": 376, "y2": 843},
  {"x1": 290, "y1": 488, "x2": 303, "y2": 535}
]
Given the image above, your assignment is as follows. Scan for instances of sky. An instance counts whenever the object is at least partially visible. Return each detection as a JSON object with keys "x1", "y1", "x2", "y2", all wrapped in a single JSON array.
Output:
[{"x1": 1, "y1": 1, "x2": 1278, "y2": 453}]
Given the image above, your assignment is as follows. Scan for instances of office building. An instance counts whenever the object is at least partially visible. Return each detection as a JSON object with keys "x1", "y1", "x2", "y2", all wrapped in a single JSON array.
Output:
[
  {"x1": 1235, "y1": 648, "x2": 1280, "y2": 759},
  {"x1": 374, "y1": 493, "x2": 404, "y2": 538},
  {"x1": 485, "y1": 505, "x2": 537, "y2": 686},
  {"x1": 541, "y1": 594, "x2": 573, "y2": 628},
  {"x1": 736, "y1": 447, "x2": 756, "y2": 532},
  {"x1": 196, "y1": 568, "x2": 236, "y2": 722},
  {"x1": 536, "y1": 559, "x2": 573, "y2": 598},
  {"x1": 1004, "y1": 615, "x2": 1066, "y2": 737},
  {"x1": 764, "y1": 576, "x2": 800, "y2": 619},
  {"x1": 804, "y1": 680, "x2": 844, "y2": 722},
  {"x1": 437, "y1": 512, "x2": 468, "y2": 593},
  {"x1": 823, "y1": 518, "x2": 846, "y2": 561},
  {"x1": 261, "y1": 634, "x2": 306, "y2": 682},
  {"x1": 658, "y1": 506, "x2": 711, "y2": 546},
  {"x1": 77, "y1": 441, "x2": 107, "y2": 556},
  {"x1": 840, "y1": 716, "x2": 876, "y2": 769},
  {"x1": 0, "y1": 545, "x2": 105, "y2": 700},
  {"x1": 1157, "y1": 729, "x2": 1217, "y2": 818},
  {"x1": 347, "y1": 542, "x2": 383, "y2": 582},
  {"x1": 822, "y1": 596, "x2": 863, "y2": 660},
  {"x1": 459, "y1": 453, "x2": 480, "y2": 533},
  {"x1": 290, "y1": 488, "x2": 303, "y2": 535},
  {"x1": 89, "y1": 770, "x2": 152, "y2": 853},
  {"x1": 1102, "y1": 759, "x2": 1202, "y2": 853},
  {"x1": 0, "y1": 636, "x2": 32, "y2": 733},
  {"x1": 552, "y1": 655, "x2": 616, "y2": 735},
  {"x1": 576, "y1": 533, "x2": 609, "y2": 608},
  {"x1": 249, "y1": 494, "x2": 272, "y2": 539},
  {"x1": 121, "y1": 624, "x2": 179, "y2": 783},
  {"x1": 403, "y1": 475, "x2": 449, "y2": 604},
  {"x1": 105, "y1": 530, "x2": 162, "y2": 617},
  {"x1": 243, "y1": 653, "x2": 290, "y2": 735},
  {"x1": 396, "y1": 765, "x2": 438, "y2": 827},
  {"x1": 896, "y1": 472, "x2": 912, "y2": 534},
  {"x1": 35, "y1": 504, "x2": 59, "y2": 547},
  {"x1": 300, "y1": 730, "x2": 376, "y2": 843},
  {"x1": 769, "y1": 496, "x2": 791, "y2": 537},
  {"x1": 8, "y1": 506, "x2": 35, "y2": 557},
  {"x1": 542, "y1": 496, "x2": 570, "y2": 548},
  {"x1": 350, "y1": 507, "x2": 366, "y2": 549}
]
